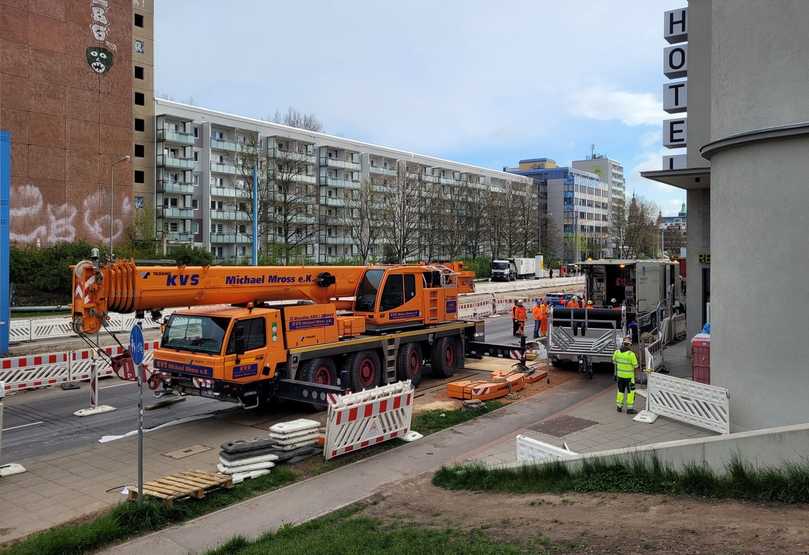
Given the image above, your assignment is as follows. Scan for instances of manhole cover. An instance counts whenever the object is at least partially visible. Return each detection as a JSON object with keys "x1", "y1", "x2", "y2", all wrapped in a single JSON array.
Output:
[
  {"x1": 529, "y1": 415, "x2": 598, "y2": 437},
  {"x1": 162, "y1": 444, "x2": 212, "y2": 460}
]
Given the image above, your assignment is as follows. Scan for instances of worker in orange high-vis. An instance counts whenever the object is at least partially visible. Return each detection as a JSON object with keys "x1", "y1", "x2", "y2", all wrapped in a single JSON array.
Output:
[
  {"x1": 515, "y1": 301, "x2": 527, "y2": 337},
  {"x1": 511, "y1": 300, "x2": 519, "y2": 336},
  {"x1": 566, "y1": 296, "x2": 579, "y2": 308},
  {"x1": 586, "y1": 300, "x2": 594, "y2": 309},
  {"x1": 532, "y1": 298, "x2": 549, "y2": 338}
]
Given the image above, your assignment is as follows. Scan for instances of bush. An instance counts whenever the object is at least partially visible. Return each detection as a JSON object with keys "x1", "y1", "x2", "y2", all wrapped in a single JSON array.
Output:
[
  {"x1": 460, "y1": 256, "x2": 491, "y2": 279},
  {"x1": 168, "y1": 245, "x2": 214, "y2": 266},
  {"x1": 10, "y1": 242, "x2": 99, "y2": 305}
]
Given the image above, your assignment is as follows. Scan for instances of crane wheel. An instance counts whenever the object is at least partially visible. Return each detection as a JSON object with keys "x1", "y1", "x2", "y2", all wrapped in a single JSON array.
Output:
[
  {"x1": 301, "y1": 358, "x2": 338, "y2": 387},
  {"x1": 431, "y1": 337, "x2": 460, "y2": 378},
  {"x1": 346, "y1": 350, "x2": 382, "y2": 391},
  {"x1": 396, "y1": 343, "x2": 423, "y2": 386}
]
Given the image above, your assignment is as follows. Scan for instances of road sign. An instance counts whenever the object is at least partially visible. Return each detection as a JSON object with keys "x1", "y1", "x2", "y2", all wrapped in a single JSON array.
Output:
[{"x1": 130, "y1": 324, "x2": 144, "y2": 365}]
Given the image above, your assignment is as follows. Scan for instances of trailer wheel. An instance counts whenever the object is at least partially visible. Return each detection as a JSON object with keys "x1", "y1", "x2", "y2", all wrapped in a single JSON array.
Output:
[
  {"x1": 347, "y1": 350, "x2": 381, "y2": 391},
  {"x1": 397, "y1": 343, "x2": 423, "y2": 386},
  {"x1": 301, "y1": 358, "x2": 338, "y2": 387},
  {"x1": 431, "y1": 337, "x2": 460, "y2": 378}
]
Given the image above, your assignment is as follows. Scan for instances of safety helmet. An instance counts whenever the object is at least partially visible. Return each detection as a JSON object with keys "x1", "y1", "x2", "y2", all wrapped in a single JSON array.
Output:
[
  {"x1": 622, "y1": 337, "x2": 632, "y2": 346},
  {"x1": 587, "y1": 300, "x2": 593, "y2": 305},
  {"x1": 610, "y1": 298, "x2": 617, "y2": 304}
]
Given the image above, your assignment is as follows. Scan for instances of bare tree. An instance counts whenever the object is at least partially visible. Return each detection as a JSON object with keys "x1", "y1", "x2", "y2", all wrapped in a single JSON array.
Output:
[
  {"x1": 515, "y1": 184, "x2": 539, "y2": 257},
  {"x1": 443, "y1": 181, "x2": 468, "y2": 260},
  {"x1": 380, "y1": 161, "x2": 421, "y2": 263},
  {"x1": 419, "y1": 176, "x2": 448, "y2": 262},
  {"x1": 340, "y1": 177, "x2": 381, "y2": 264},
  {"x1": 486, "y1": 186, "x2": 508, "y2": 259},
  {"x1": 270, "y1": 107, "x2": 323, "y2": 132},
  {"x1": 268, "y1": 155, "x2": 318, "y2": 264},
  {"x1": 462, "y1": 185, "x2": 487, "y2": 259}
]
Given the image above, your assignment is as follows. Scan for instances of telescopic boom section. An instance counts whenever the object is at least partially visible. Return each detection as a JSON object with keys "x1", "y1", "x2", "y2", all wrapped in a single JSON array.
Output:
[{"x1": 72, "y1": 260, "x2": 367, "y2": 334}]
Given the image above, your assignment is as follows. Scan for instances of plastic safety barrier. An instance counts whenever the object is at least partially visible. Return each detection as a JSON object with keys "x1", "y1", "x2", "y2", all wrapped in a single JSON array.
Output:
[
  {"x1": 9, "y1": 311, "x2": 164, "y2": 343},
  {"x1": 515, "y1": 434, "x2": 577, "y2": 464},
  {"x1": 1, "y1": 340, "x2": 160, "y2": 393},
  {"x1": 324, "y1": 380, "x2": 414, "y2": 460},
  {"x1": 644, "y1": 337, "x2": 664, "y2": 372},
  {"x1": 646, "y1": 372, "x2": 730, "y2": 434}
]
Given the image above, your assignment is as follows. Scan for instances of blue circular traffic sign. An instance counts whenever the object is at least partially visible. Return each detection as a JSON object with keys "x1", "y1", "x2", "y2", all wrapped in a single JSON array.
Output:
[{"x1": 130, "y1": 324, "x2": 145, "y2": 365}]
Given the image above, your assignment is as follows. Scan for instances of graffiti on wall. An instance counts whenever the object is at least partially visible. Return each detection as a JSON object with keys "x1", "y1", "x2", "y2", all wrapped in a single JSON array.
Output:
[
  {"x1": 87, "y1": 0, "x2": 116, "y2": 74},
  {"x1": 10, "y1": 184, "x2": 131, "y2": 245}
]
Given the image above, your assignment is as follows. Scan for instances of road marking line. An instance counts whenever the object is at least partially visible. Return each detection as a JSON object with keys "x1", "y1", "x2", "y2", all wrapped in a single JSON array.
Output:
[
  {"x1": 3, "y1": 420, "x2": 45, "y2": 432},
  {"x1": 100, "y1": 382, "x2": 135, "y2": 390}
]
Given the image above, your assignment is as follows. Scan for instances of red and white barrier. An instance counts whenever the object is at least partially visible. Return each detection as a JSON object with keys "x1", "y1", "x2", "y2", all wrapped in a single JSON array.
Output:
[
  {"x1": 0, "y1": 340, "x2": 160, "y2": 394},
  {"x1": 324, "y1": 380, "x2": 415, "y2": 460}
]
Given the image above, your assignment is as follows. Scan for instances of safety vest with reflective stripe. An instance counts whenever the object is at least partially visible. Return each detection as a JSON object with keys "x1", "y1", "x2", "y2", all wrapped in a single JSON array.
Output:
[{"x1": 612, "y1": 349, "x2": 638, "y2": 379}]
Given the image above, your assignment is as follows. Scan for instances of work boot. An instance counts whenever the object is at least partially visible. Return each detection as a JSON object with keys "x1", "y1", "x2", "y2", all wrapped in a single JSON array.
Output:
[
  {"x1": 616, "y1": 406, "x2": 622, "y2": 413},
  {"x1": 627, "y1": 408, "x2": 637, "y2": 415}
]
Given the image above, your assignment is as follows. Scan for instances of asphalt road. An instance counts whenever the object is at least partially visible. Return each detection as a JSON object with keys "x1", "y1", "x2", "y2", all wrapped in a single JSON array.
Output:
[{"x1": 1, "y1": 316, "x2": 532, "y2": 463}]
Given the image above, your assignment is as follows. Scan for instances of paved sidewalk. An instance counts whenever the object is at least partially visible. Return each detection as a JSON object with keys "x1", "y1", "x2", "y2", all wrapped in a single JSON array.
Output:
[{"x1": 106, "y1": 374, "x2": 612, "y2": 554}]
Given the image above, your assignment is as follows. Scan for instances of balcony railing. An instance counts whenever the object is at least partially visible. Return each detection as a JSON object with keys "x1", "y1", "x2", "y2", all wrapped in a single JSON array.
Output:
[
  {"x1": 159, "y1": 181, "x2": 194, "y2": 195},
  {"x1": 210, "y1": 162, "x2": 238, "y2": 175},
  {"x1": 210, "y1": 233, "x2": 252, "y2": 244},
  {"x1": 320, "y1": 196, "x2": 347, "y2": 207},
  {"x1": 370, "y1": 166, "x2": 397, "y2": 177},
  {"x1": 210, "y1": 210, "x2": 251, "y2": 222},
  {"x1": 211, "y1": 186, "x2": 248, "y2": 198},
  {"x1": 267, "y1": 171, "x2": 317, "y2": 185},
  {"x1": 271, "y1": 148, "x2": 316, "y2": 163},
  {"x1": 321, "y1": 157, "x2": 361, "y2": 170},
  {"x1": 157, "y1": 129, "x2": 195, "y2": 145},
  {"x1": 158, "y1": 207, "x2": 193, "y2": 219},
  {"x1": 322, "y1": 177, "x2": 359, "y2": 188},
  {"x1": 322, "y1": 235, "x2": 354, "y2": 245},
  {"x1": 210, "y1": 138, "x2": 237, "y2": 151},
  {"x1": 157, "y1": 154, "x2": 195, "y2": 170},
  {"x1": 163, "y1": 232, "x2": 195, "y2": 242}
]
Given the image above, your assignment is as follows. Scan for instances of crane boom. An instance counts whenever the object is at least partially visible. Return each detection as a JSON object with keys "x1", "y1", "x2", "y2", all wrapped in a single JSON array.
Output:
[{"x1": 72, "y1": 259, "x2": 367, "y2": 334}]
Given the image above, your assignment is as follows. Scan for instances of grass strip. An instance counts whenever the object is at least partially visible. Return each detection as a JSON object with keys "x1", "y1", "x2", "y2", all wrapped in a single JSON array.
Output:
[
  {"x1": 433, "y1": 456, "x2": 809, "y2": 504},
  {"x1": 3, "y1": 401, "x2": 507, "y2": 555},
  {"x1": 2, "y1": 468, "x2": 297, "y2": 555},
  {"x1": 204, "y1": 506, "x2": 532, "y2": 555}
]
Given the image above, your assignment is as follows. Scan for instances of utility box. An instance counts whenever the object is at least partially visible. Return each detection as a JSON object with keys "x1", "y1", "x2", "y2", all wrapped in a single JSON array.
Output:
[{"x1": 691, "y1": 333, "x2": 711, "y2": 384}]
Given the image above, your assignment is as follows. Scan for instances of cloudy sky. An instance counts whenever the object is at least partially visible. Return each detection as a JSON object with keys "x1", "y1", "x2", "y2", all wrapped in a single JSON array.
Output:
[{"x1": 155, "y1": 0, "x2": 688, "y2": 215}]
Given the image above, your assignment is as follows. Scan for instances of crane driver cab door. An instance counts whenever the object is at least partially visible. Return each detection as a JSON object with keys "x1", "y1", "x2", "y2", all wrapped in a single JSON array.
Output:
[
  {"x1": 355, "y1": 268, "x2": 422, "y2": 328},
  {"x1": 223, "y1": 316, "x2": 268, "y2": 384}
]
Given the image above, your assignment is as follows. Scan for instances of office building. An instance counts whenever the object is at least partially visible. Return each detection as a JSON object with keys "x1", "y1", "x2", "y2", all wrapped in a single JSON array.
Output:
[
  {"x1": 506, "y1": 159, "x2": 610, "y2": 263},
  {"x1": 571, "y1": 155, "x2": 626, "y2": 254},
  {"x1": 642, "y1": 1, "x2": 809, "y2": 430},
  {"x1": 659, "y1": 203, "x2": 687, "y2": 257},
  {"x1": 1, "y1": 0, "x2": 151, "y2": 246},
  {"x1": 154, "y1": 99, "x2": 533, "y2": 264}
]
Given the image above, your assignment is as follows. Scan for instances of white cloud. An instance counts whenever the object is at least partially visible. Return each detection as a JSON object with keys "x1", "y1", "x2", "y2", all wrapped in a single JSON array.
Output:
[{"x1": 570, "y1": 87, "x2": 667, "y2": 126}]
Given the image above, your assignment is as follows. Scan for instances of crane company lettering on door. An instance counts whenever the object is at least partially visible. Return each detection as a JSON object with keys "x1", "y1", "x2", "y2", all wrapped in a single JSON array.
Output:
[
  {"x1": 10, "y1": 184, "x2": 130, "y2": 245},
  {"x1": 87, "y1": 0, "x2": 117, "y2": 74}
]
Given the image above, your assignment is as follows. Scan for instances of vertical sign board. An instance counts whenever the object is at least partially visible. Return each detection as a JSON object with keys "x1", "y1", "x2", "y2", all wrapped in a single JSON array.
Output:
[
  {"x1": 0, "y1": 131, "x2": 10, "y2": 356},
  {"x1": 662, "y1": 7, "x2": 688, "y2": 169}
]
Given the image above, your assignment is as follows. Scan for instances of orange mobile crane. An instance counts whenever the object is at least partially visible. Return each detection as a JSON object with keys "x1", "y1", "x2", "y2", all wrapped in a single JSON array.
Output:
[{"x1": 72, "y1": 252, "x2": 482, "y2": 408}]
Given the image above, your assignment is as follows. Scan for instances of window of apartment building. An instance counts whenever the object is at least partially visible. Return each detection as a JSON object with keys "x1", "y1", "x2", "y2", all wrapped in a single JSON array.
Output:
[
  {"x1": 134, "y1": 66, "x2": 144, "y2": 79},
  {"x1": 134, "y1": 92, "x2": 145, "y2": 106},
  {"x1": 134, "y1": 118, "x2": 144, "y2": 131},
  {"x1": 193, "y1": 127, "x2": 199, "y2": 138},
  {"x1": 238, "y1": 224, "x2": 246, "y2": 233},
  {"x1": 134, "y1": 13, "x2": 144, "y2": 27},
  {"x1": 135, "y1": 196, "x2": 144, "y2": 209},
  {"x1": 168, "y1": 222, "x2": 178, "y2": 232},
  {"x1": 215, "y1": 223, "x2": 224, "y2": 233},
  {"x1": 193, "y1": 151, "x2": 198, "y2": 161},
  {"x1": 134, "y1": 170, "x2": 144, "y2": 183},
  {"x1": 215, "y1": 247, "x2": 223, "y2": 257},
  {"x1": 193, "y1": 174, "x2": 199, "y2": 185},
  {"x1": 238, "y1": 203, "x2": 246, "y2": 212},
  {"x1": 192, "y1": 222, "x2": 199, "y2": 233},
  {"x1": 134, "y1": 144, "x2": 144, "y2": 158},
  {"x1": 192, "y1": 199, "x2": 198, "y2": 209}
]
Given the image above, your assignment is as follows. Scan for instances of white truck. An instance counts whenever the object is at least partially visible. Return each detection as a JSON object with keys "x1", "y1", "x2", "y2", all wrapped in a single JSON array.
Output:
[
  {"x1": 490, "y1": 259, "x2": 517, "y2": 281},
  {"x1": 513, "y1": 258, "x2": 537, "y2": 279}
]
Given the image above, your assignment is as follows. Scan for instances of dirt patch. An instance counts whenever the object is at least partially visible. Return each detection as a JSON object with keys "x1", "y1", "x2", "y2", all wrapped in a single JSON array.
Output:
[{"x1": 361, "y1": 475, "x2": 809, "y2": 554}]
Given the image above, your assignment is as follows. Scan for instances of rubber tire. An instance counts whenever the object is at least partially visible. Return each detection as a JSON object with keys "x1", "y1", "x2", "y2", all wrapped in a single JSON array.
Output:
[
  {"x1": 346, "y1": 350, "x2": 382, "y2": 391},
  {"x1": 300, "y1": 358, "x2": 338, "y2": 410},
  {"x1": 396, "y1": 343, "x2": 423, "y2": 386},
  {"x1": 431, "y1": 337, "x2": 460, "y2": 378}
]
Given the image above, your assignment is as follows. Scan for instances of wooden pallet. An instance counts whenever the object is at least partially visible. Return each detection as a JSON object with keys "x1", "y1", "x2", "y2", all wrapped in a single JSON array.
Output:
[{"x1": 128, "y1": 470, "x2": 233, "y2": 506}]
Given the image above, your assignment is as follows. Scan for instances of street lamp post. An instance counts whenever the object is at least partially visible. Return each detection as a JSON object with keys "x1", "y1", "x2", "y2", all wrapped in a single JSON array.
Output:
[{"x1": 110, "y1": 155, "x2": 131, "y2": 259}]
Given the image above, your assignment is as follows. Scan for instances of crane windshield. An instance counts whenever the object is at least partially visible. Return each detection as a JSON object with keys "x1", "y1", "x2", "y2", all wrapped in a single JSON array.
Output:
[
  {"x1": 355, "y1": 269, "x2": 384, "y2": 312},
  {"x1": 162, "y1": 314, "x2": 231, "y2": 354}
]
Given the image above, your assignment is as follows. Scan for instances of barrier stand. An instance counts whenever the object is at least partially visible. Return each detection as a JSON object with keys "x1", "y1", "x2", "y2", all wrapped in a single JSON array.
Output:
[
  {"x1": 74, "y1": 333, "x2": 116, "y2": 417},
  {"x1": 0, "y1": 381, "x2": 26, "y2": 477}
]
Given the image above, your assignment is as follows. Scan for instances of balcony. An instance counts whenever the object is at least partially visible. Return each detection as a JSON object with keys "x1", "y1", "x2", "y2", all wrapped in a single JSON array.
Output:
[
  {"x1": 271, "y1": 148, "x2": 316, "y2": 163},
  {"x1": 320, "y1": 196, "x2": 347, "y2": 207},
  {"x1": 210, "y1": 138, "x2": 237, "y2": 151},
  {"x1": 211, "y1": 186, "x2": 247, "y2": 198},
  {"x1": 163, "y1": 232, "x2": 195, "y2": 243},
  {"x1": 267, "y1": 171, "x2": 317, "y2": 185},
  {"x1": 159, "y1": 207, "x2": 193, "y2": 219},
  {"x1": 210, "y1": 210, "x2": 251, "y2": 222},
  {"x1": 370, "y1": 166, "x2": 397, "y2": 177},
  {"x1": 157, "y1": 129, "x2": 195, "y2": 146},
  {"x1": 322, "y1": 176, "x2": 359, "y2": 188},
  {"x1": 158, "y1": 181, "x2": 194, "y2": 195},
  {"x1": 210, "y1": 162, "x2": 238, "y2": 175},
  {"x1": 322, "y1": 235, "x2": 354, "y2": 245},
  {"x1": 210, "y1": 233, "x2": 252, "y2": 244},
  {"x1": 158, "y1": 154, "x2": 195, "y2": 171},
  {"x1": 322, "y1": 157, "x2": 361, "y2": 171}
]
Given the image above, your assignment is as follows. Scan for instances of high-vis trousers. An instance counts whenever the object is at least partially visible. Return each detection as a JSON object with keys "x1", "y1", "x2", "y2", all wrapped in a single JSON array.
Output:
[{"x1": 616, "y1": 377, "x2": 635, "y2": 409}]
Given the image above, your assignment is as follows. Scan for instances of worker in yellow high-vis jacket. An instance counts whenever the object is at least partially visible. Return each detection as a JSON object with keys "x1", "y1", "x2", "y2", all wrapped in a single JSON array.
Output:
[{"x1": 612, "y1": 337, "x2": 639, "y2": 414}]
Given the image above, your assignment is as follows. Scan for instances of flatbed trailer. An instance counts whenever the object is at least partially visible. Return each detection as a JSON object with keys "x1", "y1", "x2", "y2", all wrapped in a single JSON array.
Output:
[{"x1": 546, "y1": 306, "x2": 626, "y2": 378}]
